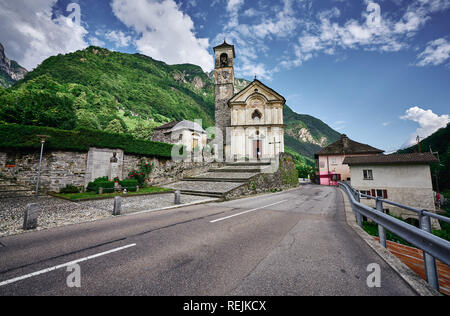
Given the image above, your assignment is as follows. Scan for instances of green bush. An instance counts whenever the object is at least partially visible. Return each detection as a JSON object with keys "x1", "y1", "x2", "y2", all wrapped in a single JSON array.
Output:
[
  {"x1": 0, "y1": 122, "x2": 173, "y2": 158},
  {"x1": 87, "y1": 177, "x2": 115, "y2": 194},
  {"x1": 59, "y1": 184, "x2": 80, "y2": 194},
  {"x1": 119, "y1": 179, "x2": 139, "y2": 192}
]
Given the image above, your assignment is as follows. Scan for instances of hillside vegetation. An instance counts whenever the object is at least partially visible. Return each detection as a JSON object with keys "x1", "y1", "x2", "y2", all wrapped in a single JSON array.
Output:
[
  {"x1": 398, "y1": 124, "x2": 450, "y2": 192},
  {"x1": 0, "y1": 46, "x2": 339, "y2": 159}
]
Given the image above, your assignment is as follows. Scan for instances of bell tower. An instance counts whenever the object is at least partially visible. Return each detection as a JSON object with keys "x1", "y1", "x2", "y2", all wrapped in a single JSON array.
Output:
[{"x1": 213, "y1": 41, "x2": 235, "y2": 159}]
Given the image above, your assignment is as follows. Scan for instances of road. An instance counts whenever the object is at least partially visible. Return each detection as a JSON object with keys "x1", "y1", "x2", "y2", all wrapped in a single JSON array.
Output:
[{"x1": 0, "y1": 185, "x2": 417, "y2": 296}]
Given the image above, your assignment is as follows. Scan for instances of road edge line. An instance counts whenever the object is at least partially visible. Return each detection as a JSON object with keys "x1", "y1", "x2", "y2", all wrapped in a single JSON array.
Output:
[{"x1": 337, "y1": 187, "x2": 440, "y2": 297}]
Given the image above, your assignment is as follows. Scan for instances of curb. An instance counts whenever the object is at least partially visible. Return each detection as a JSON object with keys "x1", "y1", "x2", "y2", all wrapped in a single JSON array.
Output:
[
  {"x1": 337, "y1": 188, "x2": 440, "y2": 296},
  {"x1": 48, "y1": 190, "x2": 175, "y2": 202},
  {"x1": 121, "y1": 197, "x2": 219, "y2": 217}
]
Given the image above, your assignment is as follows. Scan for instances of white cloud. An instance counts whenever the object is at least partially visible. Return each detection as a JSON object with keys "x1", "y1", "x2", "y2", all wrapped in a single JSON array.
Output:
[
  {"x1": 89, "y1": 37, "x2": 106, "y2": 47},
  {"x1": 401, "y1": 106, "x2": 450, "y2": 147},
  {"x1": 111, "y1": 0, "x2": 213, "y2": 72},
  {"x1": 332, "y1": 120, "x2": 347, "y2": 131},
  {"x1": 281, "y1": 0, "x2": 450, "y2": 69},
  {"x1": 105, "y1": 30, "x2": 132, "y2": 48},
  {"x1": 0, "y1": 0, "x2": 88, "y2": 70},
  {"x1": 416, "y1": 37, "x2": 450, "y2": 66},
  {"x1": 214, "y1": 0, "x2": 300, "y2": 80}
]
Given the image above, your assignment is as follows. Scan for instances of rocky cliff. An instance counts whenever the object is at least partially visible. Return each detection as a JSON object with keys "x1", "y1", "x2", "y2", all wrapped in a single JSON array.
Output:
[{"x1": 0, "y1": 43, "x2": 27, "y2": 87}]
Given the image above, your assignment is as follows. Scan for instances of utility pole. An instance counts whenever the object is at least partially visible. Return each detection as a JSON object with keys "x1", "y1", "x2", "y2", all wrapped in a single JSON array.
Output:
[
  {"x1": 416, "y1": 135, "x2": 422, "y2": 153},
  {"x1": 35, "y1": 135, "x2": 50, "y2": 197},
  {"x1": 430, "y1": 147, "x2": 441, "y2": 194}
]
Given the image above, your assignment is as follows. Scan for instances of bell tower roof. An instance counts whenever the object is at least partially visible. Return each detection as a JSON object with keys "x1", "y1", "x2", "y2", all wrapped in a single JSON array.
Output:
[{"x1": 213, "y1": 41, "x2": 235, "y2": 58}]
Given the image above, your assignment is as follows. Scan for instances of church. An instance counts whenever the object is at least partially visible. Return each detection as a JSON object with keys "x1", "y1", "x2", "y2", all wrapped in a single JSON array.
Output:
[{"x1": 213, "y1": 41, "x2": 285, "y2": 161}]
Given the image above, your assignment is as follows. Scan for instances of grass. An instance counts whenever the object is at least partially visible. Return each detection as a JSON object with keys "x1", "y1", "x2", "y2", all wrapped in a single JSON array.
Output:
[
  {"x1": 54, "y1": 186, "x2": 173, "y2": 201},
  {"x1": 362, "y1": 221, "x2": 413, "y2": 247},
  {"x1": 362, "y1": 207, "x2": 450, "y2": 246},
  {"x1": 443, "y1": 190, "x2": 450, "y2": 199}
]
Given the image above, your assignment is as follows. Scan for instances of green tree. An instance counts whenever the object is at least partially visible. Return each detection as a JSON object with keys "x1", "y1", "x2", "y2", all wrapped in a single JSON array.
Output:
[
  {"x1": 130, "y1": 121, "x2": 156, "y2": 140},
  {"x1": 76, "y1": 110, "x2": 101, "y2": 130},
  {"x1": 105, "y1": 119, "x2": 126, "y2": 134}
]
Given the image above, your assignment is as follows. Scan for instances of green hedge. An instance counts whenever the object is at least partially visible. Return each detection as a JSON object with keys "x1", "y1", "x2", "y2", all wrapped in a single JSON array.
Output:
[
  {"x1": 87, "y1": 180, "x2": 115, "y2": 194},
  {"x1": 119, "y1": 179, "x2": 139, "y2": 192},
  {"x1": 0, "y1": 122, "x2": 173, "y2": 158}
]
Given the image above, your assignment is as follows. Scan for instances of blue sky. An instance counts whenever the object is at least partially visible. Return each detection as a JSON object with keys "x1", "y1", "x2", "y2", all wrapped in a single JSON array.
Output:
[{"x1": 0, "y1": 0, "x2": 449, "y2": 151}]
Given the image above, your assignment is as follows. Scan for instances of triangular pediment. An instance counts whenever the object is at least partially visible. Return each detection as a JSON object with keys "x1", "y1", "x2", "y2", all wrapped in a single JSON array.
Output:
[{"x1": 229, "y1": 79, "x2": 286, "y2": 105}]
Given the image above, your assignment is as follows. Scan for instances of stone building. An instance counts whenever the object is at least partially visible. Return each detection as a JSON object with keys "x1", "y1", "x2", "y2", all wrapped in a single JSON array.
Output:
[
  {"x1": 315, "y1": 134, "x2": 384, "y2": 186},
  {"x1": 213, "y1": 41, "x2": 285, "y2": 160},
  {"x1": 151, "y1": 120, "x2": 207, "y2": 152},
  {"x1": 343, "y1": 153, "x2": 439, "y2": 227}
]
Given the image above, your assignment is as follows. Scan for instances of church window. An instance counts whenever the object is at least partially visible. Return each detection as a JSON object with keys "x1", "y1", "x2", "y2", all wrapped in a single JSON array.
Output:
[
  {"x1": 220, "y1": 53, "x2": 228, "y2": 67},
  {"x1": 252, "y1": 110, "x2": 262, "y2": 120}
]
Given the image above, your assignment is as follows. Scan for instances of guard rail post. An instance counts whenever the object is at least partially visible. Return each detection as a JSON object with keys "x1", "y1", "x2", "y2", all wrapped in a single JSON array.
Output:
[
  {"x1": 354, "y1": 191, "x2": 363, "y2": 228},
  {"x1": 376, "y1": 198, "x2": 387, "y2": 248},
  {"x1": 419, "y1": 212, "x2": 440, "y2": 291}
]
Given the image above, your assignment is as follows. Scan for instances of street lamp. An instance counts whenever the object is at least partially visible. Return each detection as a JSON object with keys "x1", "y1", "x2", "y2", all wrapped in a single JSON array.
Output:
[{"x1": 35, "y1": 135, "x2": 50, "y2": 197}]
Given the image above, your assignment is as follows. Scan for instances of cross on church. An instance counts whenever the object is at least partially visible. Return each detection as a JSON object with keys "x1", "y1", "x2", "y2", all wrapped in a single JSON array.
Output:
[{"x1": 269, "y1": 138, "x2": 281, "y2": 156}]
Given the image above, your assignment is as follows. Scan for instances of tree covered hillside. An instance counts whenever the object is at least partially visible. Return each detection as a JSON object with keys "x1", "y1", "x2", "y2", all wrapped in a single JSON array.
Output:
[
  {"x1": 398, "y1": 123, "x2": 450, "y2": 192},
  {"x1": 0, "y1": 46, "x2": 215, "y2": 133}
]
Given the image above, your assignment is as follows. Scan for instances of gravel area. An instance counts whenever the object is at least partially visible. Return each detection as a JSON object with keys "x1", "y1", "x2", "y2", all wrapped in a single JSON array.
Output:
[{"x1": 0, "y1": 193, "x2": 216, "y2": 238}]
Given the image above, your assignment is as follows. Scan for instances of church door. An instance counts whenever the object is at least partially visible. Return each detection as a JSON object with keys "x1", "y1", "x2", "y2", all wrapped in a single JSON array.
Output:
[{"x1": 253, "y1": 140, "x2": 262, "y2": 160}]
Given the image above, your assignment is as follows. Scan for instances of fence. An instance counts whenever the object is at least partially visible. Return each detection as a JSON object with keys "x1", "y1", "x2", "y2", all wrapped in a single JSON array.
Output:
[{"x1": 338, "y1": 181, "x2": 450, "y2": 292}]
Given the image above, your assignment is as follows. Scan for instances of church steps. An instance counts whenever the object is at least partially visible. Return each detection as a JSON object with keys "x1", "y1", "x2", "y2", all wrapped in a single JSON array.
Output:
[
  {"x1": 225, "y1": 162, "x2": 272, "y2": 167},
  {"x1": 208, "y1": 168, "x2": 263, "y2": 173},
  {"x1": 163, "y1": 181, "x2": 246, "y2": 199}
]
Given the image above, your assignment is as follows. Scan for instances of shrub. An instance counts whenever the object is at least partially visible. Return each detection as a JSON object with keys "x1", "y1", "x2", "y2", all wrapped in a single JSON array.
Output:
[
  {"x1": 119, "y1": 179, "x2": 139, "y2": 192},
  {"x1": 60, "y1": 184, "x2": 80, "y2": 194},
  {"x1": 87, "y1": 177, "x2": 114, "y2": 194}
]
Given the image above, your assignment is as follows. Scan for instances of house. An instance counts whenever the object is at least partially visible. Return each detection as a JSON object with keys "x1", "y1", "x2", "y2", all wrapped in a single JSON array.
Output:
[
  {"x1": 315, "y1": 134, "x2": 384, "y2": 186},
  {"x1": 151, "y1": 120, "x2": 207, "y2": 152},
  {"x1": 343, "y1": 153, "x2": 439, "y2": 227},
  {"x1": 213, "y1": 41, "x2": 285, "y2": 160}
]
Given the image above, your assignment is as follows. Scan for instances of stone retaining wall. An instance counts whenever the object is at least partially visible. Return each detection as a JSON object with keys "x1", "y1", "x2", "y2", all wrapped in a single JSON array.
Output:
[
  {"x1": 0, "y1": 149, "x2": 221, "y2": 193},
  {"x1": 224, "y1": 153, "x2": 299, "y2": 200}
]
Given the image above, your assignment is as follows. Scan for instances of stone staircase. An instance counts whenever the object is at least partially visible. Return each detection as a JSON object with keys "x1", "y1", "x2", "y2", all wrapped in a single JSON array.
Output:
[
  {"x1": 164, "y1": 161, "x2": 273, "y2": 199},
  {"x1": 0, "y1": 177, "x2": 34, "y2": 199}
]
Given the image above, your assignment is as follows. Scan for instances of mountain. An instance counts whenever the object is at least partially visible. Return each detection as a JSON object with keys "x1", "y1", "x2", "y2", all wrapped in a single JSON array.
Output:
[
  {"x1": 398, "y1": 123, "x2": 450, "y2": 192},
  {"x1": 0, "y1": 43, "x2": 27, "y2": 88},
  {"x1": 0, "y1": 45, "x2": 340, "y2": 158}
]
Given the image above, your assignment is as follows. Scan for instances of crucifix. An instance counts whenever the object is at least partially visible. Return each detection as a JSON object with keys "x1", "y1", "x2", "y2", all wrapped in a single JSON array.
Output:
[{"x1": 269, "y1": 137, "x2": 281, "y2": 156}]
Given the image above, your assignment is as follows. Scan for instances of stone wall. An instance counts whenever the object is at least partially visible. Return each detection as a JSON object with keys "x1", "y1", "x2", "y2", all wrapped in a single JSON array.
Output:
[
  {"x1": 0, "y1": 150, "x2": 87, "y2": 193},
  {"x1": 0, "y1": 148, "x2": 221, "y2": 193},
  {"x1": 151, "y1": 129, "x2": 172, "y2": 144},
  {"x1": 224, "y1": 153, "x2": 299, "y2": 200}
]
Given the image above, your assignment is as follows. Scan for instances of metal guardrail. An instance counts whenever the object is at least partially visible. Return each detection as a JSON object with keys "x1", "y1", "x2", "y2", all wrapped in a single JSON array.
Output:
[{"x1": 338, "y1": 181, "x2": 450, "y2": 292}]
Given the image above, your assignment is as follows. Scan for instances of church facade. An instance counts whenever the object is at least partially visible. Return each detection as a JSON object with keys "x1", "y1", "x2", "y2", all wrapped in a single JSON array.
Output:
[{"x1": 213, "y1": 41, "x2": 285, "y2": 160}]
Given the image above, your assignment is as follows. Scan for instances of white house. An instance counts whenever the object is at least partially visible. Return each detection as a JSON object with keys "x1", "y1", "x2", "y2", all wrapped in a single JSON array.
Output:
[
  {"x1": 343, "y1": 153, "x2": 440, "y2": 227},
  {"x1": 152, "y1": 120, "x2": 207, "y2": 153}
]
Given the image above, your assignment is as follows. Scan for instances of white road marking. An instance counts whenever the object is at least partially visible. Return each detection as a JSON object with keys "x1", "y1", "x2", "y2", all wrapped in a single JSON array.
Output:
[
  {"x1": 210, "y1": 200, "x2": 289, "y2": 223},
  {"x1": 0, "y1": 243, "x2": 136, "y2": 287}
]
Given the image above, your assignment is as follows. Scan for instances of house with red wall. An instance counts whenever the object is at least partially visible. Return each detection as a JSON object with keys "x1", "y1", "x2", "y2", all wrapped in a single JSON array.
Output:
[{"x1": 315, "y1": 134, "x2": 384, "y2": 186}]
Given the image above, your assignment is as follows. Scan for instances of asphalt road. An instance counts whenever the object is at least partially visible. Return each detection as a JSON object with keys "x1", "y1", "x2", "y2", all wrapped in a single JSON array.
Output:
[{"x1": 0, "y1": 185, "x2": 417, "y2": 296}]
